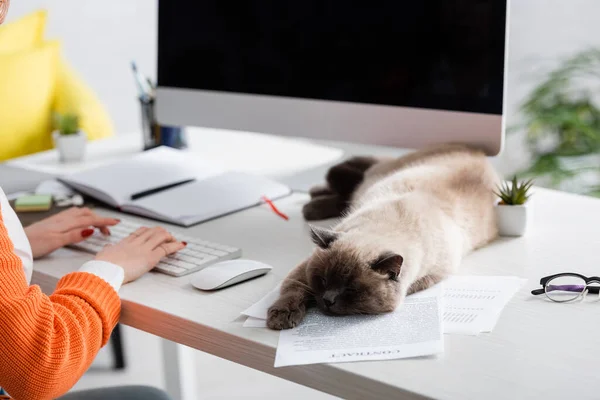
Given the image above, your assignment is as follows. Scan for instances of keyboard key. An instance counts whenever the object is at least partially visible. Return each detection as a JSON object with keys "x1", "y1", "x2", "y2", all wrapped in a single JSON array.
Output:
[
  {"x1": 213, "y1": 244, "x2": 237, "y2": 252},
  {"x1": 83, "y1": 243, "x2": 103, "y2": 252},
  {"x1": 182, "y1": 249, "x2": 200, "y2": 257},
  {"x1": 169, "y1": 259, "x2": 200, "y2": 270},
  {"x1": 165, "y1": 254, "x2": 182, "y2": 262},
  {"x1": 156, "y1": 263, "x2": 186, "y2": 275},
  {"x1": 178, "y1": 254, "x2": 204, "y2": 263},
  {"x1": 178, "y1": 248, "x2": 197, "y2": 256}
]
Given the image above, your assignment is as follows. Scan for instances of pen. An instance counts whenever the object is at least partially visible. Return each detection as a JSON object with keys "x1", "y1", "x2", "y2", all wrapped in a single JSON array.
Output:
[
  {"x1": 130, "y1": 179, "x2": 195, "y2": 201},
  {"x1": 131, "y1": 61, "x2": 152, "y2": 100},
  {"x1": 146, "y1": 77, "x2": 156, "y2": 96}
]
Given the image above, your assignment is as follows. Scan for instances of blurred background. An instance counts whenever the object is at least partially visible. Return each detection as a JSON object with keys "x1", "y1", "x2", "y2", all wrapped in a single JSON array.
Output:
[
  {"x1": 4, "y1": 0, "x2": 600, "y2": 397},
  {"x1": 8, "y1": 0, "x2": 600, "y2": 197}
]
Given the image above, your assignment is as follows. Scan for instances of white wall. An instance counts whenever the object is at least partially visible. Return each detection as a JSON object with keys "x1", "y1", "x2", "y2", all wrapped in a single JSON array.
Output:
[
  {"x1": 503, "y1": 0, "x2": 600, "y2": 173},
  {"x1": 8, "y1": 0, "x2": 600, "y2": 175},
  {"x1": 507, "y1": 0, "x2": 600, "y2": 119},
  {"x1": 7, "y1": 0, "x2": 157, "y2": 137}
]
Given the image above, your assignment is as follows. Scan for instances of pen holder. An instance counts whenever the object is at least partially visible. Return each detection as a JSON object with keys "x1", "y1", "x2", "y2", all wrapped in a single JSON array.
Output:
[{"x1": 139, "y1": 96, "x2": 187, "y2": 150}]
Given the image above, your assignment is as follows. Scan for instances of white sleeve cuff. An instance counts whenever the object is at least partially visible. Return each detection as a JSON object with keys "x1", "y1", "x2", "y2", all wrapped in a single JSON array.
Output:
[{"x1": 78, "y1": 260, "x2": 125, "y2": 292}]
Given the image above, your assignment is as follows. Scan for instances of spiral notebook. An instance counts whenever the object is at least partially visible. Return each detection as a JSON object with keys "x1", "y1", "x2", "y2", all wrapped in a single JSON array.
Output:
[{"x1": 58, "y1": 147, "x2": 291, "y2": 226}]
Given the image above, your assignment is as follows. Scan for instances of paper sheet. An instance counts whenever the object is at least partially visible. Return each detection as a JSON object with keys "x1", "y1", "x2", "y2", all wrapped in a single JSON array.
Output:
[
  {"x1": 241, "y1": 283, "x2": 281, "y2": 320},
  {"x1": 243, "y1": 317, "x2": 268, "y2": 328},
  {"x1": 274, "y1": 286, "x2": 444, "y2": 367},
  {"x1": 442, "y1": 276, "x2": 526, "y2": 335},
  {"x1": 241, "y1": 275, "x2": 526, "y2": 336}
]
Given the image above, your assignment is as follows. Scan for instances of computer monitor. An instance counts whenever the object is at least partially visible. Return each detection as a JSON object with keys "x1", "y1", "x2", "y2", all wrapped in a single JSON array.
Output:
[{"x1": 156, "y1": 1, "x2": 508, "y2": 156}]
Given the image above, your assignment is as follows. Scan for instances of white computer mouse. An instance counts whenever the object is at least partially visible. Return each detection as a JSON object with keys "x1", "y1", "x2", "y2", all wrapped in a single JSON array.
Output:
[{"x1": 191, "y1": 259, "x2": 273, "y2": 291}]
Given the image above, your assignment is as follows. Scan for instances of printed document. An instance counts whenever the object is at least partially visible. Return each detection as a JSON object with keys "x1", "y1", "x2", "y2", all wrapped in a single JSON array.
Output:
[
  {"x1": 442, "y1": 276, "x2": 526, "y2": 335},
  {"x1": 240, "y1": 275, "x2": 525, "y2": 366},
  {"x1": 273, "y1": 286, "x2": 443, "y2": 367}
]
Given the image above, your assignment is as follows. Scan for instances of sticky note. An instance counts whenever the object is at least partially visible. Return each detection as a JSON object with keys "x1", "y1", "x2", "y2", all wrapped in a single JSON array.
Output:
[{"x1": 14, "y1": 194, "x2": 53, "y2": 212}]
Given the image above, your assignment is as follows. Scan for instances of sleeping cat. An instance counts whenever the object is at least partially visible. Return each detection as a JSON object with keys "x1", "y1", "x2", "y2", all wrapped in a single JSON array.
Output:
[{"x1": 267, "y1": 144, "x2": 499, "y2": 330}]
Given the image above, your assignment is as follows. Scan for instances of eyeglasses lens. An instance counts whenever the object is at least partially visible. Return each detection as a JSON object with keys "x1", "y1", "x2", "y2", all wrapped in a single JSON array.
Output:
[{"x1": 545, "y1": 275, "x2": 587, "y2": 302}]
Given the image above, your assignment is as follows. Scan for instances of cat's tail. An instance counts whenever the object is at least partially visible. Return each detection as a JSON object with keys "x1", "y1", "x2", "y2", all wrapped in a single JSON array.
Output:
[{"x1": 303, "y1": 156, "x2": 380, "y2": 221}]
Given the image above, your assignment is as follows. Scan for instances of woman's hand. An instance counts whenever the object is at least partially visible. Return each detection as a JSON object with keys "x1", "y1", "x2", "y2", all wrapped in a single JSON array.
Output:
[
  {"x1": 24, "y1": 207, "x2": 120, "y2": 259},
  {"x1": 95, "y1": 226, "x2": 186, "y2": 283}
]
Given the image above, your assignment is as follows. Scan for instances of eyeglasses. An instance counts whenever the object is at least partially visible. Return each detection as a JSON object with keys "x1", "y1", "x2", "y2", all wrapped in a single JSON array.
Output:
[{"x1": 531, "y1": 273, "x2": 600, "y2": 302}]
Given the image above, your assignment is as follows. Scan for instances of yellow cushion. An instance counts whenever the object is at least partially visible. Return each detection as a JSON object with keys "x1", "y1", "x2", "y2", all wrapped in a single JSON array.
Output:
[
  {"x1": 0, "y1": 10, "x2": 113, "y2": 160},
  {"x1": 0, "y1": 10, "x2": 47, "y2": 52},
  {"x1": 0, "y1": 41, "x2": 59, "y2": 161},
  {"x1": 54, "y1": 59, "x2": 114, "y2": 141}
]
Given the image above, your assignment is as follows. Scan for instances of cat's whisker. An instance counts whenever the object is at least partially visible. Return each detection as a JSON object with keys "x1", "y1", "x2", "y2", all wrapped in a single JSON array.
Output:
[
  {"x1": 284, "y1": 278, "x2": 315, "y2": 295},
  {"x1": 314, "y1": 250, "x2": 327, "y2": 264}
]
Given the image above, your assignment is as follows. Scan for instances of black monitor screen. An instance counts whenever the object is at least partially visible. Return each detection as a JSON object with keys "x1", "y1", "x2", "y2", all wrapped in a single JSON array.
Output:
[{"x1": 158, "y1": 1, "x2": 506, "y2": 115}]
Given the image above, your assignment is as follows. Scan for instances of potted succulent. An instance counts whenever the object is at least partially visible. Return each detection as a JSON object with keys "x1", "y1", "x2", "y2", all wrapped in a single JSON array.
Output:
[
  {"x1": 52, "y1": 112, "x2": 87, "y2": 162},
  {"x1": 494, "y1": 176, "x2": 534, "y2": 237}
]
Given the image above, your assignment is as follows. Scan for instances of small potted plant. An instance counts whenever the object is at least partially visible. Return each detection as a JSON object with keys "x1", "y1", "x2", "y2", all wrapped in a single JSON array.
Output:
[
  {"x1": 494, "y1": 176, "x2": 534, "y2": 237},
  {"x1": 52, "y1": 112, "x2": 87, "y2": 162}
]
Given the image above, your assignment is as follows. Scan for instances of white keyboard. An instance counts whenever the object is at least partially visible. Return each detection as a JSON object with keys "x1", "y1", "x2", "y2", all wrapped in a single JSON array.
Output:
[{"x1": 71, "y1": 219, "x2": 242, "y2": 277}]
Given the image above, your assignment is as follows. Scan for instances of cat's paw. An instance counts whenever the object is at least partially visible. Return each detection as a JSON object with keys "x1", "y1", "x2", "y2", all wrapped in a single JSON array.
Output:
[
  {"x1": 325, "y1": 156, "x2": 378, "y2": 196},
  {"x1": 303, "y1": 195, "x2": 347, "y2": 221},
  {"x1": 267, "y1": 303, "x2": 306, "y2": 330},
  {"x1": 309, "y1": 184, "x2": 335, "y2": 199}
]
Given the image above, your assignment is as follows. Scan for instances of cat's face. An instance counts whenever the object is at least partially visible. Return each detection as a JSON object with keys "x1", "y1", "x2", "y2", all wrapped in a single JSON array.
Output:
[{"x1": 305, "y1": 226, "x2": 403, "y2": 315}]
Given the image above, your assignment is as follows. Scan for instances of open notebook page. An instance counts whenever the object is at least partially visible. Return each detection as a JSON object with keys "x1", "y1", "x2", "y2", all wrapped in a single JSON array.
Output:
[
  {"x1": 60, "y1": 147, "x2": 225, "y2": 206},
  {"x1": 123, "y1": 171, "x2": 291, "y2": 226}
]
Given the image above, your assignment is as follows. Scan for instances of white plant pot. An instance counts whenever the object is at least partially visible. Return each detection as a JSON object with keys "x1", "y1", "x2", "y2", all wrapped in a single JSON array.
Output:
[
  {"x1": 495, "y1": 203, "x2": 530, "y2": 237},
  {"x1": 53, "y1": 130, "x2": 87, "y2": 162}
]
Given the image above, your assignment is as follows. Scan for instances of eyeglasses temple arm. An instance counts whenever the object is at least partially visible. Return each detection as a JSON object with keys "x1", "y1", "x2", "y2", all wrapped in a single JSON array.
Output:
[{"x1": 531, "y1": 286, "x2": 599, "y2": 296}]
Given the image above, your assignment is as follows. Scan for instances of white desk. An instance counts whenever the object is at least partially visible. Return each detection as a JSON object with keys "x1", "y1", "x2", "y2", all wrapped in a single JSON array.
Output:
[{"x1": 6, "y1": 130, "x2": 600, "y2": 400}]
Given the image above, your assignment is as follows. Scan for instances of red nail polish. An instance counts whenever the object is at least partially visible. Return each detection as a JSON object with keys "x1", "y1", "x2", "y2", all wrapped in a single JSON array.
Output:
[
  {"x1": 82, "y1": 229, "x2": 94, "y2": 238},
  {"x1": 182, "y1": 241, "x2": 187, "y2": 246}
]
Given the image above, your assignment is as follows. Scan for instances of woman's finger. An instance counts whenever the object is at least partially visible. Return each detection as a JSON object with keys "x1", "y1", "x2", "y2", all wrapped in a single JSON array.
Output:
[
  {"x1": 124, "y1": 227, "x2": 149, "y2": 243},
  {"x1": 150, "y1": 241, "x2": 186, "y2": 263},
  {"x1": 59, "y1": 227, "x2": 96, "y2": 247},
  {"x1": 59, "y1": 214, "x2": 120, "y2": 233},
  {"x1": 136, "y1": 227, "x2": 171, "y2": 246},
  {"x1": 45, "y1": 206, "x2": 80, "y2": 224},
  {"x1": 145, "y1": 228, "x2": 176, "y2": 250},
  {"x1": 60, "y1": 206, "x2": 92, "y2": 221},
  {"x1": 82, "y1": 208, "x2": 118, "y2": 235}
]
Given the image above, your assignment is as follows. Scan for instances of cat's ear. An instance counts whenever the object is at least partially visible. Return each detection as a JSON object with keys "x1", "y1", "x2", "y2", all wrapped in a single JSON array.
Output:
[
  {"x1": 371, "y1": 252, "x2": 403, "y2": 281},
  {"x1": 309, "y1": 225, "x2": 339, "y2": 249}
]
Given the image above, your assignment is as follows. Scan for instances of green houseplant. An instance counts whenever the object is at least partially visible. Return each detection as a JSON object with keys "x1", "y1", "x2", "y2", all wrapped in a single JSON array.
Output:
[
  {"x1": 494, "y1": 176, "x2": 534, "y2": 237},
  {"x1": 514, "y1": 48, "x2": 600, "y2": 197},
  {"x1": 54, "y1": 113, "x2": 80, "y2": 135},
  {"x1": 52, "y1": 112, "x2": 87, "y2": 162}
]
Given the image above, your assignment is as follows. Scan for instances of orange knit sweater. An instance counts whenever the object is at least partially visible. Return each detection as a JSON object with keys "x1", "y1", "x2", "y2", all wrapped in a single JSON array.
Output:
[{"x1": 0, "y1": 210, "x2": 121, "y2": 400}]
